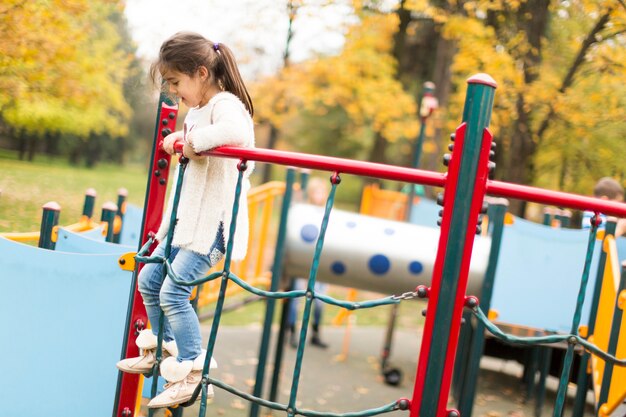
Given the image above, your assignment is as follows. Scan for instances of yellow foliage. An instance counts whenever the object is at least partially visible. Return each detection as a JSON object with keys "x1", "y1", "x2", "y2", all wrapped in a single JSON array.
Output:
[
  {"x1": 252, "y1": 13, "x2": 419, "y2": 143},
  {"x1": 0, "y1": 0, "x2": 131, "y2": 137}
]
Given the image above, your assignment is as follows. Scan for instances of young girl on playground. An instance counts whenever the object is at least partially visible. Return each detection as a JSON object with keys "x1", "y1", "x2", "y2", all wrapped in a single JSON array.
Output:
[{"x1": 116, "y1": 31, "x2": 255, "y2": 409}]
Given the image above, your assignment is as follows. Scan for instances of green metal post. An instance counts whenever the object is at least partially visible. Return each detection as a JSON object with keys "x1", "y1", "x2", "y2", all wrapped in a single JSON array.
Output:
[
  {"x1": 300, "y1": 169, "x2": 310, "y2": 193},
  {"x1": 410, "y1": 74, "x2": 497, "y2": 417},
  {"x1": 457, "y1": 198, "x2": 508, "y2": 417},
  {"x1": 535, "y1": 345, "x2": 552, "y2": 417},
  {"x1": 250, "y1": 168, "x2": 296, "y2": 417},
  {"x1": 113, "y1": 188, "x2": 127, "y2": 243},
  {"x1": 451, "y1": 310, "x2": 473, "y2": 400},
  {"x1": 543, "y1": 208, "x2": 553, "y2": 226},
  {"x1": 525, "y1": 348, "x2": 540, "y2": 402},
  {"x1": 286, "y1": 175, "x2": 339, "y2": 417},
  {"x1": 556, "y1": 210, "x2": 571, "y2": 228},
  {"x1": 572, "y1": 220, "x2": 616, "y2": 417},
  {"x1": 82, "y1": 188, "x2": 96, "y2": 219},
  {"x1": 269, "y1": 277, "x2": 296, "y2": 404},
  {"x1": 38, "y1": 201, "x2": 61, "y2": 250},
  {"x1": 384, "y1": 82, "x2": 437, "y2": 386},
  {"x1": 552, "y1": 219, "x2": 599, "y2": 417},
  {"x1": 100, "y1": 202, "x2": 118, "y2": 243},
  {"x1": 407, "y1": 81, "x2": 437, "y2": 220},
  {"x1": 411, "y1": 81, "x2": 437, "y2": 174}
]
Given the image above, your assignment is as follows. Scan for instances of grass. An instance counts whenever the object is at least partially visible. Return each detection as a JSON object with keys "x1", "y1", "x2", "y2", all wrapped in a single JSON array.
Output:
[{"x1": 0, "y1": 149, "x2": 149, "y2": 233}]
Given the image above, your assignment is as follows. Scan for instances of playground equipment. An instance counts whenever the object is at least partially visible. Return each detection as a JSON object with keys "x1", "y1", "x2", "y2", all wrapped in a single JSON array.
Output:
[
  {"x1": 0, "y1": 231, "x2": 133, "y2": 416},
  {"x1": 589, "y1": 235, "x2": 626, "y2": 417},
  {"x1": 359, "y1": 181, "x2": 626, "y2": 416},
  {"x1": 283, "y1": 203, "x2": 491, "y2": 296},
  {"x1": 3, "y1": 73, "x2": 625, "y2": 417},
  {"x1": 111, "y1": 73, "x2": 626, "y2": 417},
  {"x1": 0, "y1": 187, "x2": 132, "y2": 247}
]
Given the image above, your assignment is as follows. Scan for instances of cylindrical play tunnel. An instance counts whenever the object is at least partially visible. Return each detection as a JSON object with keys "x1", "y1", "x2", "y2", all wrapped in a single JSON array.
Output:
[{"x1": 283, "y1": 203, "x2": 491, "y2": 297}]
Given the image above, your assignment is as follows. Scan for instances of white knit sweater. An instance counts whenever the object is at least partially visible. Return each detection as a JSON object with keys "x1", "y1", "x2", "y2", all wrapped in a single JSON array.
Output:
[{"x1": 156, "y1": 92, "x2": 255, "y2": 260}]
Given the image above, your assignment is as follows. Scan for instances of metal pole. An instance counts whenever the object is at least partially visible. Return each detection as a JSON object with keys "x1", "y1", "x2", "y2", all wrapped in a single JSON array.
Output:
[
  {"x1": 572, "y1": 219, "x2": 617, "y2": 417},
  {"x1": 381, "y1": 82, "x2": 437, "y2": 385},
  {"x1": 410, "y1": 73, "x2": 497, "y2": 417},
  {"x1": 113, "y1": 92, "x2": 179, "y2": 417},
  {"x1": 457, "y1": 198, "x2": 508, "y2": 416},
  {"x1": 101, "y1": 202, "x2": 118, "y2": 243},
  {"x1": 82, "y1": 188, "x2": 96, "y2": 220},
  {"x1": 114, "y1": 188, "x2": 128, "y2": 243},
  {"x1": 250, "y1": 168, "x2": 296, "y2": 417},
  {"x1": 38, "y1": 201, "x2": 61, "y2": 250}
]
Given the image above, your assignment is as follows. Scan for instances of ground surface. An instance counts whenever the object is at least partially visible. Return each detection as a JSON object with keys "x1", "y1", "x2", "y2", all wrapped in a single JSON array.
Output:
[{"x1": 139, "y1": 324, "x2": 595, "y2": 417}]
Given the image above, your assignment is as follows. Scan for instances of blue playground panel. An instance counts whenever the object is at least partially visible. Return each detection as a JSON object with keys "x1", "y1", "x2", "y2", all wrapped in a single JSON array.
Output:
[
  {"x1": 120, "y1": 203, "x2": 143, "y2": 247},
  {"x1": 617, "y1": 235, "x2": 626, "y2": 261},
  {"x1": 55, "y1": 226, "x2": 167, "y2": 398},
  {"x1": 80, "y1": 225, "x2": 106, "y2": 241},
  {"x1": 0, "y1": 236, "x2": 134, "y2": 417},
  {"x1": 56, "y1": 228, "x2": 134, "y2": 254},
  {"x1": 409, "y1": 197, "x2": 440, "y2": 227},
  {"x1": 490, "y1": 217, "x2": 601, "y2": 333}
]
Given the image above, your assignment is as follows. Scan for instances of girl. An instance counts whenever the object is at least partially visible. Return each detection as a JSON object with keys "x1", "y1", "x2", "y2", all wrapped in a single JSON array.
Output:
[{"x1": 116, "y1": 31, "x2": 255, "y2": 409}]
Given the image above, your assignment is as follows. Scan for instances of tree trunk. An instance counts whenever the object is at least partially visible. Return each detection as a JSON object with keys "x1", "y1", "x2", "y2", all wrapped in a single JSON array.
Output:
[
  {"x1": 17, "y1": 130, "x2": 27, "y2": 160},
  {"x1": 262, "y1": 124, "x2": 279, "y2": 183},
  {"x1": 44, "y1": 132, "x2": 60, "y2": 156},
  {"x1": 68, "y1": 140, "x2": 84, "y2": 166},
  {"x1": 506, "y1": 95, "x2": 537, "y2": 216},
  {"x1": 27, "y1": 135, "x2": 37, "y2": 161},
  {"x1": 427, "y1": 33, "x2": 456, "y2": 179},
  {"x1": 85, "y1": 134, "x2": 102, "y2": 168},
  {"x1": 368, "y1": 131, "x2": 387, "y2": 165},
  {"x1": 499, "y1": 0, "x2": 550, "y2": 216}
]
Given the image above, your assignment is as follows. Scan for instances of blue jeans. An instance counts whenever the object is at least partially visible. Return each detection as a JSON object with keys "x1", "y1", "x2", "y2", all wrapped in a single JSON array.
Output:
[{"x1": 138, "y1": 223, "x2": 225, "y2": 361}]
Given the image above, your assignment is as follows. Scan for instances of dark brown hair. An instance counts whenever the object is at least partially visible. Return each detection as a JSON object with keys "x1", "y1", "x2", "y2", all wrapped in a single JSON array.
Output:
[
  {"x1": 593, "y1": 177, "x2": 624, "y2": 200},
  {"x1": 150, "y1": 31, "x2": 254, "y2": 117}
]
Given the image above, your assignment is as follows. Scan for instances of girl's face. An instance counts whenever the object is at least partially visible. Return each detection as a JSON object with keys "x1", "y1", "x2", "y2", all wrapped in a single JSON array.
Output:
[{"x1": 162, "y1": 68, "x2": 208, "y2": 108}]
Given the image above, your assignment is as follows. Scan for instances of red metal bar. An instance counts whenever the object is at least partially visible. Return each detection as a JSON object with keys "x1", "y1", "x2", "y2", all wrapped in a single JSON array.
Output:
[
  {"x1": 174, "y1": 143, "x2": 447, "y2": 187},
  {"x1": 487, "y1": 180, "x2": 626, "y2": 217},
  {"x1": 175, "y1": 144, "x2": 626, "y2": 217},
  {"x1": 116, "y1": 101, "x2": 178, "y2": 417}
]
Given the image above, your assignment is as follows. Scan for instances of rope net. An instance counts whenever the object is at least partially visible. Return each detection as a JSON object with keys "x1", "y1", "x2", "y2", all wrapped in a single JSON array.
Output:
[{"x1": 135, "y1": 158, "x2": 410, "y2": 417}]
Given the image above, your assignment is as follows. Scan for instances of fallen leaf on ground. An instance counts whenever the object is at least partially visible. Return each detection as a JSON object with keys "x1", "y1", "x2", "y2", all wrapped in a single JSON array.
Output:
[
  {"x1": 355, "y1": 386, "x2": 369, "y2": 394},
  {"x1": 231, "y1": 399, "x2": 246, "y2": 410}
]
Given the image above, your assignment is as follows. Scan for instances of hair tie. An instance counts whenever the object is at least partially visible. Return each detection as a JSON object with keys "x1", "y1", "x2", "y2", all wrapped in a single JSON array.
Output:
[{"x1": 213, "y1": 43, "x2": 220, "y2": 52}]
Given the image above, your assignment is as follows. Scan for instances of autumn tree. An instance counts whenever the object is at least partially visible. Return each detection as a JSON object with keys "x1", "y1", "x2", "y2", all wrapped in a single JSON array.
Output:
[
  {"x1": 0, "y1": 0, "x2": 134, "y2": 165},
  {"x1": 398, "y1": 0, "x2": 626, "y2": 214},
  {"x1": 253, "y1": 11, "x2": 419, "y2": 169}
]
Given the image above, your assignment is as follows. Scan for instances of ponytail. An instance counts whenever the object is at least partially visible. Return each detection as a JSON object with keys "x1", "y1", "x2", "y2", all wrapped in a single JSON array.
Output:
[
  {"x1": 153, "y1": 32, "x2": 253, "y2": 117},
  {"x1": 213, "y1": 42, "x2": 254, "y2": 117}
]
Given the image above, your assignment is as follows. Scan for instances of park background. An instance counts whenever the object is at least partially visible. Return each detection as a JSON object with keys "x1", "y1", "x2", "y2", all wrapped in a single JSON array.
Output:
[
  {"x1": 1, "y1": 0, "x2": 625, "y2": 234},
  {"x1": 1, "y1": 2, "x2": 625, "y2": 416}
]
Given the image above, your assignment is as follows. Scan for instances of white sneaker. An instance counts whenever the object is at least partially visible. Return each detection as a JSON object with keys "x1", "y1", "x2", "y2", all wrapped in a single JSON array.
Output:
[
  {"x1": 147, "y1": 369, "x2": 214, "y2": 408},
  {"x1": 116, "y1": 330, "x2": 178, "y2": 374},
  {"x1": 147, "y1": 351, "x2": 217, "y2": 408}
]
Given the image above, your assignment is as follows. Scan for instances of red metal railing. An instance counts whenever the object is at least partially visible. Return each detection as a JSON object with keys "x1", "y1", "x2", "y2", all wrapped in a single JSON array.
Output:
[{"x1": 174, "y1": 143, "x2": 626, "y2": 218}]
